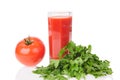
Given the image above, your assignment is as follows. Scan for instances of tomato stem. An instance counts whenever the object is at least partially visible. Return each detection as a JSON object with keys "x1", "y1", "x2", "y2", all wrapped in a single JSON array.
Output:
[{"x1": 24, "y1": 37, "x2": 33, "y2": 45}]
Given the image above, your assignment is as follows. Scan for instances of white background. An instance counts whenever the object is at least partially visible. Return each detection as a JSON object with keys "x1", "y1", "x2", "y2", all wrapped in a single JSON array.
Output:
[{"x1": 0, "y1": 0, "x2": 120, "y2": 80}]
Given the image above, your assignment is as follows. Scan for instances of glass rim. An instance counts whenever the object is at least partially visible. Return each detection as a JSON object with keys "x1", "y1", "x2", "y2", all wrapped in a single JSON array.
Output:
[{"x1": 48, "y1": 11, "x2": 72, "y2": 17}]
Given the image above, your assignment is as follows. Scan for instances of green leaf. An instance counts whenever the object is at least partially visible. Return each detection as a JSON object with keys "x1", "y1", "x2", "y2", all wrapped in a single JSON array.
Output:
[
  {"x1": 50, "y1": 59, "x2": 60, "y2": 68},
  {"x1": 59, "y1": 48, "x2": 65, "y2": 58},
  {"x1": 33, "y1": 41, "x2": 113, "y2": 80}
]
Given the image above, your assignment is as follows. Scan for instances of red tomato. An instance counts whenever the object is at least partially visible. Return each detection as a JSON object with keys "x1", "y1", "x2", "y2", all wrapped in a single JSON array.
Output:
[{"x1": 15, "y1": 36, "x2": 45, "y2": 66}]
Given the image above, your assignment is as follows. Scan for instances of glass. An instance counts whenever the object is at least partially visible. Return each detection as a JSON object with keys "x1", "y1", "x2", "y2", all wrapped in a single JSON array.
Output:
[{"x1": 48, "y1": 12, "x2": 72, "y2": 60}]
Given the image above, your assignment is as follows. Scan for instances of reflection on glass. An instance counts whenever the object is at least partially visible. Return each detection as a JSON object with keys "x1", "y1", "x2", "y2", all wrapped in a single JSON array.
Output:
[
  {"x1": 15, "y1": 67, "x2": 43, "y2": 80},
  {"x1": 85, "y1": 74, "x2": 113, "y2": 80},
  {"x1": 15, "y1": 67, "x2": 113, "y2": 80}
]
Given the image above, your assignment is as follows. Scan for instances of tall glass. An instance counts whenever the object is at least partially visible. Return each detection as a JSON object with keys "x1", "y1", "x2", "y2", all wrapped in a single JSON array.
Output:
[{"x1": 48, "y1": 12, "x2": 72, "y2": 60}]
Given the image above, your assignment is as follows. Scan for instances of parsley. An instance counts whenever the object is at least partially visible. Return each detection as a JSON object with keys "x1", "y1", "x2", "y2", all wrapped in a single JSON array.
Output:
[{"x1": 33, "y1": 41, "x2": 113, "y2": 80}]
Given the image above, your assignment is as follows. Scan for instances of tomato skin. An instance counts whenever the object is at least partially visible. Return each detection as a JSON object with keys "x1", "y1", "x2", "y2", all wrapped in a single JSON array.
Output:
[{"x1": 15, "y1": 37, "x2": 45, "y2": 66}]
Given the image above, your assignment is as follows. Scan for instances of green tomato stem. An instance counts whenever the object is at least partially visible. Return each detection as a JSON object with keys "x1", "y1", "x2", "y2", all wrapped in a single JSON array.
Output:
[{"x1": 24, "y1": 37, "x2": 33, "y2": 45}]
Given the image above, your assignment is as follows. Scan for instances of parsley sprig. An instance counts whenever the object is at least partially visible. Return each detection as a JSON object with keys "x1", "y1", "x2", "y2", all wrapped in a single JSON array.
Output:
[{"x1": 33, "y1": 41, "x2": 113, "y2": 80}]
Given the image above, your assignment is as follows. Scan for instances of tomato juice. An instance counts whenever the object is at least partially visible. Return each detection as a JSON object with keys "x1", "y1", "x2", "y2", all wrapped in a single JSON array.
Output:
[{"x1": 48, "y1": 12, "x2": 72, "y2": 59}]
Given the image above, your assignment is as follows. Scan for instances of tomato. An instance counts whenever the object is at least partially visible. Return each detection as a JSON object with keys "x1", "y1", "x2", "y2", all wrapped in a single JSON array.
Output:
[{"x1": 15, "y1": 36, "x2": 45, "y2": 66}]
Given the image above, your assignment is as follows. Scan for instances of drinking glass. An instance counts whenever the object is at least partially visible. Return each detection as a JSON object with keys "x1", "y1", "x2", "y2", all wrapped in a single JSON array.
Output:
[{"x1": 48, "y1": 12, "x2": 72, "y2": 60}]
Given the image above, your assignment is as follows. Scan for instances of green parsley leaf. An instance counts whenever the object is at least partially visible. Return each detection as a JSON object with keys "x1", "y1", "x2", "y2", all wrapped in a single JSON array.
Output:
[{"x1": 33, "y1": 41, "x2": 113, "y2": 80}]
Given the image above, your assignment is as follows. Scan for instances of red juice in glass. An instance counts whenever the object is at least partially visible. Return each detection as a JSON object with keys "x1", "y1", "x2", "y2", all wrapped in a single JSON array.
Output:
[{"x1": 48, "y1": 12, "x2": 72, "y2": 60}]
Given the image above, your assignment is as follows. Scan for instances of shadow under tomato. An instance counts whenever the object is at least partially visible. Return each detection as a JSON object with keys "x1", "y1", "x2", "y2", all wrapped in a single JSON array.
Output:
[{"x1": 15, "y1": 66, "x2": 43, "y2": 80}]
